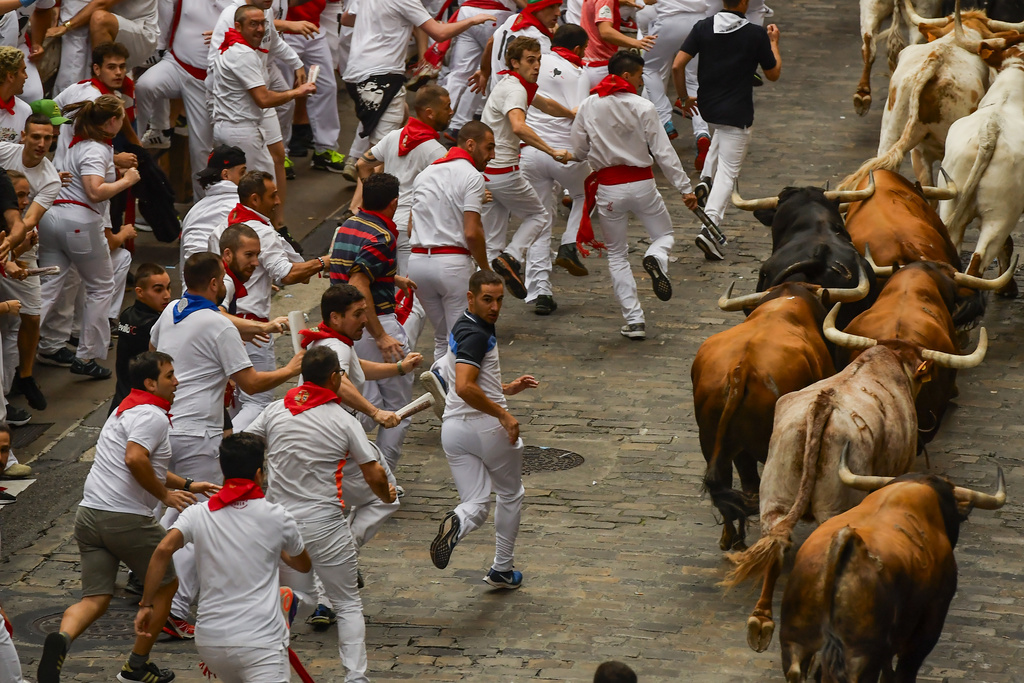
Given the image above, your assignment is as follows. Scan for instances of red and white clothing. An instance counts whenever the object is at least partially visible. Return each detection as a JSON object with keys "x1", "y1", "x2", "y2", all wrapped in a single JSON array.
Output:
[
  {"x1": 53, "y1": 79, "x2": 135, "y2": 169},
  {"x1": 442, "y1": 0, "x2": 516, "y2": 130},
  {"x1": 179, "y1": 180, "x2": 238, "y2": 271},
  {"x1": 488, "y1": 12, "x2": 552, "y2": 93},
  {"x1": 55, "y1": 0, "x2": 159, "y2": 92},
  {"x1": 641, "y1": 0, "x2": 708, "y2": 133},
  {"x1": 571, "y1": 79, "x2": 693, "y2": 325},
  {"x1": 0, "y1": 96, "x2": 30, "y2": 144},
  {"x1": 211, "y1": 37, "x2": 276, "y2": 175},
  {"x1": 582, "y1": 0, "x2": 620, "y2": 84}
]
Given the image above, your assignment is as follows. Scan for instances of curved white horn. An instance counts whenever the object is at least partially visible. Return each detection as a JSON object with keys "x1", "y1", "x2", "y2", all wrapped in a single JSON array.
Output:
[
  {"x1": 718, "y1": 281, "x2": 768, "y2": 311},
  {"x1": 839, "y1": 442, "x2": 894, "y2": 492},
  {"x1": 953, "y1": 466, "x2": 1007, "y2": 510},
  {"x1": 824, "y1": 171, "x2": 876, "y2": 203},
  {"x1": 731, "y1": 182, "x2": 778, "y2": 212},
  {"x1": 905, "y1": 0, "x2": 952, "y2": 28},
  {"x1": 823, "y1": 303, "x2": 878, "y2": 350},
  {"x1": 920, "y1": 167, "x2": 959, "y2": 200},
  {"x1": 822, "y1": 261, "x2": 871, "y2": 303},
  {"x1": 921, "y1": 327, "x2": 989, "y2": 369},
  {"x1": 954, "y1": 0, "x2": 985, "y2": 53},
  {"x1": 863, "y1": 244, "x2": 895, "y2": 278},
  {"x1": 953, "y1": 253, "x2": 1019, "y2": 291}
]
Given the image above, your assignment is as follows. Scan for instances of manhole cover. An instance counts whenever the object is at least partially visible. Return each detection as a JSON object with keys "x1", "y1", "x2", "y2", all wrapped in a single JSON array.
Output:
[
  {"x1": 522, "y1": 446, "x2": 584, "y2": 474},
  {"x1": 15, "y1": 604, "x2": 139, "y2": 646},
  {"x1": 11, "y1": 422, "x2": 53, "y2": 449}
]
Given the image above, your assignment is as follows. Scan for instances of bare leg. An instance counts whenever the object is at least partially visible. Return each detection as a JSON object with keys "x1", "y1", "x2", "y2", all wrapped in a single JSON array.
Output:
[
  {"x1": 269, "y1": 140, "x2": 287, "y2": 211},
  {"x1": 58, "y1": 594, "x2": 113, "y2": 641},
  {"x1": 131, "y1": 579, "x2": 177, "y2": 657},
  {"x1": 89, "y1": 10, "x2": 119, "y2": 44},
  {"x1": 18, "y1": 314, "x2": 39, "y2": 378}
]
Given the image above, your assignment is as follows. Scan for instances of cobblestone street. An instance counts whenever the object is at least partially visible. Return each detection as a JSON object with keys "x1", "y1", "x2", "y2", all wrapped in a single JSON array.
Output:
[{"x1": 4, "y1": 0, "x2": 1024, "y2": 680}]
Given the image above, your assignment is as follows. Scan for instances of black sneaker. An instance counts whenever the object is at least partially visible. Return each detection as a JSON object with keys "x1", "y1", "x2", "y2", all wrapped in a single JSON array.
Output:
[
  {"x1": 534, "y1": 295, "x2": 558, "y2": 315},
  {"x1": 116, "y1": 659, "x2": 174, "y2": 683},
  {"x1": 0, "y1": 489, "x2": 14, "y2": 505},
  {"x1": 109, "y1": 319, "x2": 119, "y2": 338},
  {"x1": 68, "y1": 335, "x2": 79, "y2": 347},
  {"x1": 311, "y1": 150, "x2": 347, "y2": 173},
  {"x1": 306, "y1": 603, "x2": 337, "y2": 631},
  {"x1": 37, "y1": 632, "x2": 68, "y2": 683},
  {"x1": 277, "y1": 225, "x2": 304, "y2": 255},
  {"x1": 37, "y1": 347, "x2": 75, "y2": 367},
  {"x1": 694, "y1": 178, "x2": 711, "y2": 208},
  {"x1": 695, "y1": 228, "x2": 725, "y2": 261},
  {"x1": 430, "y1": 511, "x2": 461, "y2": 569},
  {"x1": 14, "y1": 374, "x2": 47, "y2": 410},
  {"x1": 5, "y1": 405, "x2": 31, "y2": 426},
  {"x1": 491, "y1": 253, "x2": 528, "y2": 299},
  {"x1": 125, "y1": 571, "x2": 144, "y2": 596},
  {"x1": 642, "y1": 255, "x2": 672, "y2": 301},
  {"x1": 752, "y1": 71, "x2": 764, "y2": 87},
  {"x1": 70, "y1": 359, "x2": 112, "y2": 379},
  {"x1": 620, "y1": 323, "x2": 646, "y2": 340},
  {"x1": 554, "y1": 243, "x2": 588, "y2": 276}
]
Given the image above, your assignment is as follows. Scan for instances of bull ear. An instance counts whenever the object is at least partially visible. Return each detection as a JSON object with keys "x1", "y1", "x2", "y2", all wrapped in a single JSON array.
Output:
[
  {"x1": 920, "y1": 25, "x2": 942, "y2": 41},
  {"x1": 752, "y1": 208, "x2": 776, "y2": 227},
  {"x1": 980, "y1": 45, "x2": 1000, "y2": 65},
  {"x1": 914, "y1": 360, "x2": 934, "y2": 383}
]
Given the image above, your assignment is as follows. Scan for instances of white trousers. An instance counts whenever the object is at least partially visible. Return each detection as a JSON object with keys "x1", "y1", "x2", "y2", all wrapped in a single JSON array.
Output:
[
  {"x1": 282, "y1": 34, "x2": 341, "y2": 153},
  {"x1": 0, "y1": 253, "x2": 40, "y2": 392},
  {"x1": 37, "y1": 267, "x2": 79, "y2": 355},
  {"x1": 445, "y1": 8, "x2": 511, "y2": 130},
  {"x1": 55, "y1": 7, "x2": 157, "y2": 92},
  {"x1": 0, "y1": 614, "x2": 25, "y2": 683},
  {"x1": 164, "y1": 433, "x2": 223, "y2": 619},
  {"x1": 195, "y1": 645, "x2": 288, "y2": 683},
  {"x1": 214, "y1": 121, "x2": 275, "y2": 177},
  {"x1": 231, "y1": 338, "x2": 275, "y2": 432},
  {"x1": 703, "y1": 123, "x2": 752, "y2": 229},
  {"x1": 353, "y1": 315, "x2": 413, "y2": 471},
  {"x1": 407, "y1": 252, "x2": 475, "y2": 366},
  {"x1": 520, "y1": 147, "x2": 589, "y2": 301},
  {"x1": 135, "y1": 55, "x2": 215, "y2": 199},
  {"x1": 596, "y1": 178, "x2": 674, "y2": 325},
  {"x1": 280, "y1": 516, "x2": 369, "y2": 683},
  {"x1": 321, "y1": 6, "x2": 352, "y2": 77},
  {"x1": 38, "y1": 205, "x2": 115, "y2": 361},
  {"x1": 108, "y1": 247, "x2": 132, "y2": 320},
  {"x1": 482, "y1": 169, "x2": 550, "y2": 263},
  {"x1": 441, "y1": 415, "x2": 524, "y2": 572},
  {"x1": 705, "y1": 0, "x2": 766, "y2": 25},
  {"x1": 643, "y1": 11, "x2": 708, "y2": 135},
  {"x1": 394, "y1": 206, "x2": 412, "y2": 276},
  {"x1": 342, "y1": 443, "x2": 400, "y2": 549}
]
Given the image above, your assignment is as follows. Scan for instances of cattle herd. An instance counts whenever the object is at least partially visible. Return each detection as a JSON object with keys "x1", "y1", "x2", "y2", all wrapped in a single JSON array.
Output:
[{"x1": 686, "y1": 0, "x2": 1022, "y2": 679}]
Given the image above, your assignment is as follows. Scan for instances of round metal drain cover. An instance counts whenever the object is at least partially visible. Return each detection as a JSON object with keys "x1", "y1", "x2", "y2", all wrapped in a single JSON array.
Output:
[
  {"x1": 522, "y1": 446, "x2": 584, "y2": 474},
  {"x1": 16, "y1": 604, "x2": 139, "y2": 646}
]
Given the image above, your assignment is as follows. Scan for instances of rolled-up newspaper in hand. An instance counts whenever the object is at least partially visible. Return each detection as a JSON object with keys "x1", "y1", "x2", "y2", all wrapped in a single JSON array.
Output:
[
  {"x1": 395, "y1": 393, "x2": 434, "y2": 420},
  {"x1": 308, "y1": 64, "x2": 320, "y2": 85},
  {"x1": 24, "y1": 266, "x2": 60, "y2": 277},
  {"x1": 288, "y1": 310, "x2": 306, "y2": 354}
]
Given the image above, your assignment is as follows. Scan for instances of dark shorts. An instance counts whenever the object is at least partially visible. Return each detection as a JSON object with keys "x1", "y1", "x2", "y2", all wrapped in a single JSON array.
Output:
[{"x1": 74, "y1": 506, "x2": 176, "y2": 597}]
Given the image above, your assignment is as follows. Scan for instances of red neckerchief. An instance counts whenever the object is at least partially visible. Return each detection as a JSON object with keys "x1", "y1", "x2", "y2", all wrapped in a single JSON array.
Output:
[
  {"x1": 298, "y1": 321, "x2": 354, "y2": 349},
  {"x1": 551, "y1": 47, "x2": 583, "y2": 68},
  {"x1": 496, "y1": 70, "x2": 539, "y2": 106},
  {"x1": 219, "y1": 27, "x2": 268, "y2": 53},
  {"x1": 432, "y1": 147, "x2": 476, "y2": 166},
  {"x1": 0, "y1": 97, "x2": 14, "y2": 115},
  {"x1": 69, "y1": 135, "x2": 114, "y2": 148},
  {"x1": 511, "y1": 8, "x2": 554, "y2": 39},
  {"x1": 398, "y1": 117, "x2": 440, "y2": 156},
  {"x1": 208, "y1": 478, "x2": 265, "y2": 511},
  {"x1": 360, "y1": 208, "x2": 398, "y2": 239},
  {"x1": 592, "y1": 74, "x2": 637, "y2": 97},
  {"x1": 284, "y1": 381, "x2": 341, "y2": 416},
  {"x1": 228, "y1": 203, "x2": 270, "y2": 226},
  {"x1": 86, "y1": 76, "x2": 135, "y2": 99},
  {"x1": 116, "y1": 388, "x2": 172, "y2": 424},
  {"x1": 223, "y1": 259, "x2": 248, "y2": 300}
]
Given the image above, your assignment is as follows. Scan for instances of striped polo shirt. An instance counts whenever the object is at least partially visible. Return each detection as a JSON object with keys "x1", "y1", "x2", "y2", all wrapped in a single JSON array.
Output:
[{"x1": 329, "y1": 209, "x2": 398, "y2": 316}]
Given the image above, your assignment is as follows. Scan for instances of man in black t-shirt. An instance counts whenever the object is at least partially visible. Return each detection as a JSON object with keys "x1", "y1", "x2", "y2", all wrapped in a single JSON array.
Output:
[
  {"x1": 672, "y1": 0, "x2": 781, "y2": 261},
  {"x1": 108, "y1": 264, "x2": 172, "y2": 414}
]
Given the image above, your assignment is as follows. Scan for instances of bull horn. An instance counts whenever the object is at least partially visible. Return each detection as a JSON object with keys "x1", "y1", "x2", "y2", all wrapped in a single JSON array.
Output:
[
  {"x1": 863, "y1": 244, "x2": 895, "y2": 278},
  {"x1": 953, "y1": 0, "x2": 985, "y2": 53},
  {"x1": 952, "y1": 253, "x2": 1019, "y2": 290},
  {"x1": 953, "y1": 466, "x2": 1007, "y2": 510},
  {"x1": 839, "y1": 442, "x2": 894, "y2": 492},
  {"x1": 718, "y1": 281, "x2": 767, "y2": 311},
  {"x1": 920, "y1": 167, "x2": 959, "y2": 200},
  {"x1": 731, "y1": 182, "x2": 778, "y2": 212},
  {"x1": 904, "y1": 0, "x2": 952, "y2": 27},
  {"x1": 920, "y1": 327, "x2": 988, "y2": 369},
  {"x1": 822, "y1": 261, "x2": 871, "y2": 303},
  {"x1": 824, "y1": 171, "x2": 876, "y2": 203},
  {"x1": 822, "y1": 303, "x2": 878, "y2": 350},
  {"x1": 985, "y1": 17, "x2": 1024, "y2": 32}
]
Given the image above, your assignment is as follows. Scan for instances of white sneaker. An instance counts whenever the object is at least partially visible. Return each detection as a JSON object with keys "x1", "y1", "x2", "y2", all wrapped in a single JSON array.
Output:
[
  {"x1": 620, "y1": 323, "x2": 646, "y2": 340},
  {"x1": 141, "y1": 127, "x2": 170, "y2": 149}
]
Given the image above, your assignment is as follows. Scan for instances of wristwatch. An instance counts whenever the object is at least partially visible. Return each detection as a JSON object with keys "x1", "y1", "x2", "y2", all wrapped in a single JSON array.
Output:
[{"x1": 183, "y1": 477, "x2": 194, "y2": 492}]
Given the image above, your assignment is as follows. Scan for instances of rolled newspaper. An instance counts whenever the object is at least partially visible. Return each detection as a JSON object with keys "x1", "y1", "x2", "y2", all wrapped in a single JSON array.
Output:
[
  {"x1": 395, "y1": 393, "x2": 434, "y2": 420},
  {"x1": 308, "y1": 64, "x2": 320, "y2": 85},
  {"x1": 288, "y1": 310, "x2": 306, "y2": 354},
  {"x1": 24, "y1": 266, "x2": 60, "y2": 277}
]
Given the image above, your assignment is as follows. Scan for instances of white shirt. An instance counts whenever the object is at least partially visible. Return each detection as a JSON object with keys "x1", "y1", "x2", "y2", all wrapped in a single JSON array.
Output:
[
  {"x1": 482, "y1": 75, "x2": 529, "y2": 168},
  {"x1": 170, "y1": 0, "x2": 236, "y2": 70},
  {"x1": 308, "y1": 337, "x2": 365, "y2": 395},
  {"x1": 0, "y1": 142, "x2": 61, "y2": 210},
  {"x1": 0, "y1": 11, "x2": 17, "y2": 50},
  {"x1": 0, "y1": 97, "x2": 31, "y2": 144},
  {"x1": 150, "y1": 304, "x2": 253, "y2": 437},
  {"x1": 369, "y1": 129, "x2": 445, "y2": 232},
  {"x1": 343, "y1": 0, "x2": 431, "y2": 83},
  {"x1": 657, "y1": 0, "x2": 709, "y2": 14},
  {"x1": 565, "y1": 0, "x2": 583, "y2": 23},
  {"x1": 211, "y1": 43, "x2": 266, "y2": 126},
  {"x1": 80, "y1": 403, "x2": 173, "y2": 516},
  {"x1": 54, "y1": 139, "x2": 116, "y2": 215},
  {"x1": 173, "y1": 498, "x2": 304, "y2": 649},
  {"x1": 489, "y1": 14, "x2": 551, "y2": 91},
  {"x1": 409, "y1": 157, "x2": 485, "y2": 249},
  {"x1": 209, "y1": 0, "x2": 303, "y2": 73},
  {"x1": 112, "y1": 0, "x2": 159, "y2": 26},
  {"x1": 526, "y1": 51, "x2": 590, "y2": 149},
  {"x1": 209, "y1": 213, "x2": 295, "y2": 320},
  {"x1": 52, "y1": 81, "x2": 113, "y2": 168},
  {"x1": 571, "y1": 91, "x2": 694, "y2": 195},
  {"x1": 180, "y1": 180, "x2": 238, "y2": 269},
  {"x1": 245, "y1": 399, "x2": 378, "y2": 523}
]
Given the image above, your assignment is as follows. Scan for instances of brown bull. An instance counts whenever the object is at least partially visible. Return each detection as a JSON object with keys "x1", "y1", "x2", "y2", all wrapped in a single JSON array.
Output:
[
  {"x1": 778, "y1": 447, "x2": 1005, "y2": 682},
  {"x1": 692, "y1": 282, "x2": 855, "y2": 552}
]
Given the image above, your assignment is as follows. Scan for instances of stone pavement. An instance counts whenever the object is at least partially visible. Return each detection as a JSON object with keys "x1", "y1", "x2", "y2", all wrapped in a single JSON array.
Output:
[{"x1": 5, "y1": 0, "x2": 1024, "y2": 680}]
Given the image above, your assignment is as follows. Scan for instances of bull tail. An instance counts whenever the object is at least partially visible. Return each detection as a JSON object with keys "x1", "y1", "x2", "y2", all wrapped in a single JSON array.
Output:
[
  {"x1": 886, "y1": 0, "x2": 907, "y2": 73},
  {"x1": 945, "y1": 117, "x2": 1000, "y2": 248},
  {"x1": 838, "y1": 53, "x2": 938, "y2": 191},
  {"x1": 820, "y1": 526, "x2": 862, "y2": 683},
  {"x1": 704, "y1": 366, "x2": 757, "y2": 520},
  {"x1": 720, "y1": 390, "x2": 836, "y2": 589}
]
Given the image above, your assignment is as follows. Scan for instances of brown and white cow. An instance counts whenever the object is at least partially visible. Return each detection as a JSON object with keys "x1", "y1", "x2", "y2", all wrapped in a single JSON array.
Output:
[
  {"x1": 778, "y1": 448, "x2": 1005, "y2": 682},
  {"x1": 722, "y1": 304, "x2": 988, "y2": 653}
]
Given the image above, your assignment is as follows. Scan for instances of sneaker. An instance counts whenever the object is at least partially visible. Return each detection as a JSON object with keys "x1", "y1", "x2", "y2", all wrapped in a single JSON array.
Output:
[
  {"x1": 125, "y1": 571, "x2": 144, "y2": 596},
  {"x1": 561, "y1": 191, "x2": 573, "y2": 208},
  {"x1": 534, "y1": 295, "x2": 557, "y2": 316},
  {"x1": 311, "y1": 149, "x2": 347, "y2": 173},
  {"x1": 491, "y1": 252, "x2": 528, "y2": 299},
  {"x1": 694, "y1": 178, "x2": 711, "y2": 208},
  {"x1": 420, "y1": 369, "x2": 447, "y2": 419},
  {"x1": 695, "y1": 133, "x2": 711, "y2": 172},
  {"x1": 554, "y1": 243, "x2": 588, "y2": 277},
  {"x1": 116, "y1": 659, "x2": 174, "y2": 683},
  {"x1": 277, "y1": 225, "x2": 304, "y2": 255},
  {"x1": 0, "y1": 489, "x2": 14, "y2": 505},
  {"x1": 395, "y1": 484, "x2": 406, "y2": 498},
  {"x1": 306, "y1": 603, "x2": 336, "y2": 632},
  {"x1": 37, "y1": 347, "x2": 75, "y2": 367},
  {"x1": 430, "y1": 511, "x2": 461, "y2": 569},
  {"x1": 5, "y1": 405, "x2": 31, "y2": 426},
  {"x1": 695, "y1": 229, "x2": 725, "y2": 261},
  {"x1": 483, "y1": 568, "x2": 523, "y2": 590},
  {"x1": 14, "y1": 374, "x2": 47, "y2": 411},
  {"x1": 664, "y1": 120, "x2": 679, "y2": 140},
  {"x1": 752, "y1": 71, "x2": 764, "y2": 87},
  {"x1": 620, "y1": 323, "x2": 646, "y2": 340},
  {"x1": 1, "y1": 463, "x2": 32, "y2": 479},
  {"x1": 279, "y1": 586, "x2": 298, "y2": 628},
  {"x1": 341, "y1": 156, "x2": 358, "y2": 183},
  {"x1": 172, "y1": 115, "x2": 189, "y2": 136},
  {"x1": 407, "y1": 61, "x2": 440, "y2": 91},
  {"x1": 37, "y1": 632, "x2": 69, "y2": 683},
  {"x1": 162, "y1": 615, "x2": 195, "y2": 640},
  {"x1": 642, "y1": 255, "x2": 672, "y2": 302},
  {"x1": 284, "y1": 156, "x2": 296, "y2": 180},
  {"x1": 70, "y1": 359, "x2": 112, "y2": 380},
  {"x1": 141, "y1": 127, "x2": 171, "y2": 149}
]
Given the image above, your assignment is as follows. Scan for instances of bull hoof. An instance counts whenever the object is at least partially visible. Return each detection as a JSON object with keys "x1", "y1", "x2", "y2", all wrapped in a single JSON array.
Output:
[
  {"x1": 731, "y1": 538, "x2": 748, "y2": 552},
  {"x1": 746, "y1": 614, "x2": 776, "y2": 652},
  {"x1": 719, "y1": 526, "x2": 735, "y2": 552},
  {"x1": 997, "y1": 277, "x2": 1018, "y2": 299},
  {"x1": 853, "y1": 92, "x2": 871, "y2": 116}
]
